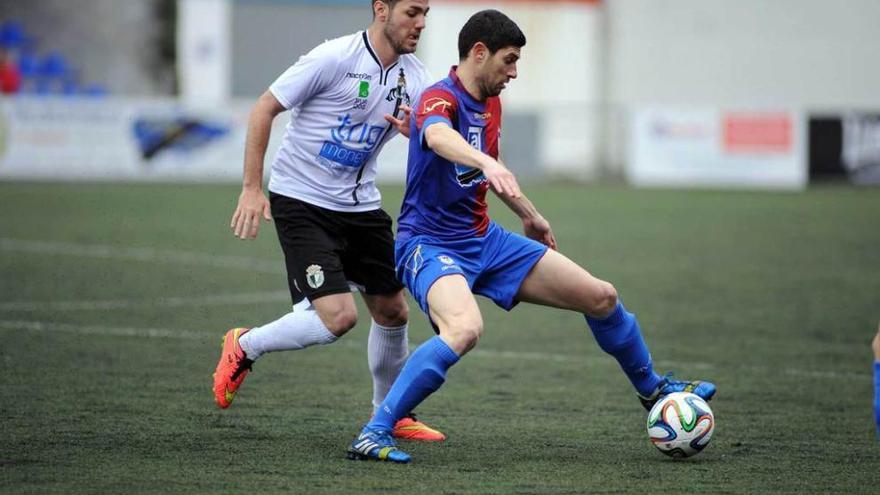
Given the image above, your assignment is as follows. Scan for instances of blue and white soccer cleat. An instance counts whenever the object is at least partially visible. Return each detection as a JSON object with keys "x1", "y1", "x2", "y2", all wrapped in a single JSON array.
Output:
[
  {"x1": 638, "y1": 373, "x2": 717, "y2": 411},
  {"x1": 347, "y1": 428, "x2": 412, "y2": 464}
]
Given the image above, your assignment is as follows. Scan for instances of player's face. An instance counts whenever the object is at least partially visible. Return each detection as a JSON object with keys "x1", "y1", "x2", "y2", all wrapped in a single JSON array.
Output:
[
  {"x1": 478, "y1": 46, "x2": 520, "y2": 98},
  {"x1": 383, "y1": 0, "x2": 429, "y2": 55}
]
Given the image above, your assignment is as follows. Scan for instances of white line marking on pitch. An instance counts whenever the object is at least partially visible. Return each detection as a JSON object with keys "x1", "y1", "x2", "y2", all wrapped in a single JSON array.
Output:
[
  {"x1": 0, "y1": 291, "x2": 290, "y2": 312},
  {"x1": 0, "y1": 320, "x2": 206, "y2": 340},
  {"x1": 0, "y1": 238, "x2": 279, "y2": 274},
  {"x1": 0, "y1": 319, "x2": 862, "y2": 381}
]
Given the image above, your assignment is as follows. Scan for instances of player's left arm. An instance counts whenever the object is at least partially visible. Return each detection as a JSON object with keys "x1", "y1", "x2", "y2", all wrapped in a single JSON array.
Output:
[{"x1": 493, "y1": 189, "x2": 557, "y2": 250}]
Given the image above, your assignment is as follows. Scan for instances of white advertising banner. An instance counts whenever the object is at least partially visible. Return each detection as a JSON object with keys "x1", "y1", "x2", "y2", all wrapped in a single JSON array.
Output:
[
  {"x1": 629, "y1": 107, "x2": 807, "y2": 189},
  {"x1": 420, "y1": 0, "x2": 604, "y2": 177},
  {"x1": 0, "y1": 97, "x2": 287, "y2": 183}
]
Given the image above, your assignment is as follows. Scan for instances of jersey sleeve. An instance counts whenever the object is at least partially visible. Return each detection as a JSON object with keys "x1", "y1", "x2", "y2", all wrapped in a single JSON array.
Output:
[
  {"x1": 414, "y1": 88, "x2": 457, "y2": 149},
  {"x1": 268, "y1": 43, "x2": 337, "y2": 110}
]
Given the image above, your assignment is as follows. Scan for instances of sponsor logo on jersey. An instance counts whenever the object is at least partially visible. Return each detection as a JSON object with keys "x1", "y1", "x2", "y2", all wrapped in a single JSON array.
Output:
[
  {"x1": 319, "y1": 113, "x2": 386, "y2": 168},
  {"x1": 351, "y1": 79, "x2": 371, "y2": 111},
  {"x1": 455, "y1": 126, "x2": 487, "y2": 187},
  {"x1": 306, "y1": 264, "x2": 325, "y2": 289},
  {"x1": 467, "y1": 126, "x2": 482, "y2": 148},
  {"x1": 473, "y1": 112, "x2": 492, "y2": 121},
  {"x1": 346, "y1": 72, "x2": 372, "y2": 80}
]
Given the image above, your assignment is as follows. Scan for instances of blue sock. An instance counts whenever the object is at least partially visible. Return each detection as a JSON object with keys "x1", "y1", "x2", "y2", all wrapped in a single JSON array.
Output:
[
  {"x1": 585, "y1": 302, "x2": 661, "y2": 397},
  {"x1": 367, "y1": 336, "x2": 460, "y2": 432},
  {"x1": 874, "y1": 361, "x2": 880, "y2": 438}
]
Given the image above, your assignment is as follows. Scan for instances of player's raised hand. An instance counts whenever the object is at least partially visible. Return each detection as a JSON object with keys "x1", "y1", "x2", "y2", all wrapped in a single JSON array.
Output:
[
  {"x1": 384, "y1": 104, "x2": 413, "y2": 138},
  {"x1": 231, "y1": 188, "x2": 272, "y2": 240},
  {"x1": 524, "y1": 215, "x2": 557, "y2": 250},
  {"x1": 483, "y1": 160, "x2": 522, "y2": 199}
]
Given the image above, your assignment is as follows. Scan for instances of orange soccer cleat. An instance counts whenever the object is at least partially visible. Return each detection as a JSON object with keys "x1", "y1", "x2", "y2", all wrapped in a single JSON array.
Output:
[
  {"x1": 212, "y1": 327, "x2": 253, "y2": 409},
  {"x1": 392, "y1": 413, "x2": 446, "y2": 442}
]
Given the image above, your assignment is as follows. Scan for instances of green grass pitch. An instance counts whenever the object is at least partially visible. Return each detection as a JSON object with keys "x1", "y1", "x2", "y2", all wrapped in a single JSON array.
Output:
[{"x1": 1, "y1": 182, "x2": 879, "y2": 493}]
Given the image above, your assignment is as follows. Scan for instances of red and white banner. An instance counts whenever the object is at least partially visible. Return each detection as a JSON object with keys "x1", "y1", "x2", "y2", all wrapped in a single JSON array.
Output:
[{"x1": 628, "y1": 107, "x2": 806, "y2": 190}]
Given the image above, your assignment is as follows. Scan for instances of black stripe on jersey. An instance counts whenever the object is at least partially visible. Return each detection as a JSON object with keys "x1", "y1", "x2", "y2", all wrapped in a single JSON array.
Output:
[
  {"x1": 362, "y1": 31, "x2": 401, "y2": 85},
  {"x1": 351, "y1": 122, "x2": 394, "y2": 206},
  {"x1": 392, "y1": 67, "x2": 405, "y2": 117},
  {"x1": 382, "y1": 62, "x2": 399, "y2": 85},
  {"x1": 362, "y1": 32, "x2": 383, "y2": 74}
]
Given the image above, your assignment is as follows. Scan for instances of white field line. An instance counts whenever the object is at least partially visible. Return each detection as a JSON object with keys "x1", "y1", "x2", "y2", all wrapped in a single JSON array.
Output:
[
  {"x1": 0, "y1": 320, "x2": 206, "y2": 340},
  {"x1": 0, "y1": 238, "x2": 279, "y2": 274},
  {"x1": 0, "y1": 291, "x2": 290, "y2": 312},
  {"x1": 0, "y1": 239, "x2": 864, "y2": 381},
  {"x1": 0, "y1": 319, "x2": 863, "y2": 381}
]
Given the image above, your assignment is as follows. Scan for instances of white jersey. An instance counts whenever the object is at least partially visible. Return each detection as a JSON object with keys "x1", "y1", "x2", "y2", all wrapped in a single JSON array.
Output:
[{"x1": 267, "y1": 31, "x2": 432, "y2": 212}]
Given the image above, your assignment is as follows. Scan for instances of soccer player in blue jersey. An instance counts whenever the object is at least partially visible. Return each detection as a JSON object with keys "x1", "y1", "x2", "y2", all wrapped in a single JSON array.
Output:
[
  {"x1": 873, "y1": 325, "x2": 880, "y2": 437},
  {"x1": 346, "y1": 9, "x2": 717, "y2": 463}
]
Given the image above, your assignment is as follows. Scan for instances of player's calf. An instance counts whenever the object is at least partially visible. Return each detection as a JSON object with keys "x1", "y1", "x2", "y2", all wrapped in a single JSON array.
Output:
[{"x1": 585, "y1": 302, "x2": 663, "y2": 398}]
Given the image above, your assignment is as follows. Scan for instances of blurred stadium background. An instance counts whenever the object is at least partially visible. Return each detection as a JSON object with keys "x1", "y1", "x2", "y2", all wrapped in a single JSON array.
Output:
[
  {"x1": 1, "y1": 1, "x2": 879, "y2": 493},
  {"x1": 3, "y1": 0, "x2": 879, "y2": 185}
]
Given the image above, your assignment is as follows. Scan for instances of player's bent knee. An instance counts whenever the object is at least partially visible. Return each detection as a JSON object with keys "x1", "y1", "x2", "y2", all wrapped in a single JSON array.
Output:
[
  {"x1": 374, "y1": 300, "x2": 409, "y2": 327},
  {"x1": 587, "y1": 282, "x2": 618, "y2": 318},
  {"x1": 443, "y1": 322, "x2": 482, "y2": 354}
]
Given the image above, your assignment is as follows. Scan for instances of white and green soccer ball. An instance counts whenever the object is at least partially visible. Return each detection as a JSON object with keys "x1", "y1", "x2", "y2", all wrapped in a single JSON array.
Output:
[{"x1": 647, "y1": 392, "x2": 714, "y2": 458}]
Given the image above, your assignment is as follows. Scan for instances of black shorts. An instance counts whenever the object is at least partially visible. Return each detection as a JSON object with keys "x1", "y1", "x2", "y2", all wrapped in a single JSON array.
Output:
[{"x1": 270, "y1": 192, "x2": 403, "y2": 305}]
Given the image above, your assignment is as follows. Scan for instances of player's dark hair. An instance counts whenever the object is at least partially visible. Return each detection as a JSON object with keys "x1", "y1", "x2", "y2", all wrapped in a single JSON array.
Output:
[
  {"x1": 457, "y1": 10, "x2": 526, "y2": 60},
  {"x1": 371, "y1": 0, "x2": 402, "y2": 18}
]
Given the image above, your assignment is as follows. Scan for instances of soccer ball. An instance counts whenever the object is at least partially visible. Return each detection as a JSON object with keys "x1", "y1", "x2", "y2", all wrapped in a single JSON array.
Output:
[{"x1": 646, "y1": 392, "x2": 714, "y2": 458}]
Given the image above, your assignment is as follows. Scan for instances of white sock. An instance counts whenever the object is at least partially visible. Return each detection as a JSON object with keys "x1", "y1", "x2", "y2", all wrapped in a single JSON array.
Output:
[
  {"x1": 239, "y1": 298, "x2": 337, "y2": 360},
  {"x1": 367, "y1": 319, "x2": 409, "y2": 410}
]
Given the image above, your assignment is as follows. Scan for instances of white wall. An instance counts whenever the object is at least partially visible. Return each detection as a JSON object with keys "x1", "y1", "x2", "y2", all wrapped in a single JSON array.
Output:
[
  {"x1": 607, "y1": 0, "x2": 880, "y2": 108},
  {"x1": 178, "y1": 0, "x2": 231, "y2": 105},
  {"x1": 604, "y1": 0, "x2": 880, "y2": 172},
  {"x1": 420, "y1": 1, "x2": 605, "y2": 177}
]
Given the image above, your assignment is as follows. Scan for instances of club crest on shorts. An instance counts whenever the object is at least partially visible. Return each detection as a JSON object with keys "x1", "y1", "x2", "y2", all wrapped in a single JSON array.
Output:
[
  {"x1": 305, "y1": 264, "x2": 324, "y2": 289},
  {"x1": 438, "y1": 255, "x2": 455, "y2": 265}
]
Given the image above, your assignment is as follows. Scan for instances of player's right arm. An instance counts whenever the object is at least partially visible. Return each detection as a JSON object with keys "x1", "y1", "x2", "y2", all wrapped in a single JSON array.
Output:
[
  {"x1": 424, "y1": 125, "x2": 520, "y2": 198},
  {"x1": 231, "y1": 91, "x2": 286, "y2": 240},
  {"x1": 232, "y1": 40, "x2": 337, "y2": 240},
  {"x1": 417, "y1": 89, "x2": 521, "y2": 199}
]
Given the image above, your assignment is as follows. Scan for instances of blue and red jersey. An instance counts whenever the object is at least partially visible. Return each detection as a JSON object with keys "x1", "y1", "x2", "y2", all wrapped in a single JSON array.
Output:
[{"x1": 396, "y1": 66, "x2": 502, "y2": 243}]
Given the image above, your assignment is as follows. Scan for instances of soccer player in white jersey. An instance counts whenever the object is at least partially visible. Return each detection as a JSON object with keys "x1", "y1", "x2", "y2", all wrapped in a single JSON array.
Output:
[{"x1": 212, "y1": 0, "x2": 444, "y2": 442}]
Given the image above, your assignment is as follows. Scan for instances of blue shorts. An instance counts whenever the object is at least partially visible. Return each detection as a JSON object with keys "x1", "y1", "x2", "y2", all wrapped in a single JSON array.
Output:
[{"x1": 395, "y1": 222, "x2": 548, "y2": 317}]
